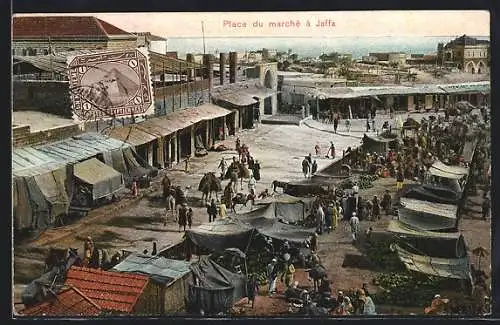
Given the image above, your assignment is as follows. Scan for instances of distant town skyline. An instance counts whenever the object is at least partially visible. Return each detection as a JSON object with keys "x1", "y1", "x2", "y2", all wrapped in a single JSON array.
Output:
[{"x1": 14, "y1": 11, "x2": 490, "y2": 38}]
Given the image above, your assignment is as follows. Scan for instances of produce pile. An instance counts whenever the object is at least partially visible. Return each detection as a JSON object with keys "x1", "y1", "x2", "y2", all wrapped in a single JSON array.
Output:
[
  {"x1": 364, "y1": 238, "x2": 403, "y2": 272},
  {"x1": 358, "y1": 174, "x2": 378, "y2": 189},
  {"x1": 373, "y1": 272, "x2": 448, "y2": 307},
  {"x1": 210, "y1": 247, "x2": 275, "y2": 287},
  {"x1": 338, "y1": 175, "x2": 378, "y2": 191},
  {"x1": 246, "y1": 252, "x2": 273, "y2": 286}
]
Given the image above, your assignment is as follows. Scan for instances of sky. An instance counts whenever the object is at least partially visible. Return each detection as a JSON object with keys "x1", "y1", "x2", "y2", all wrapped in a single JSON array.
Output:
[{"x1": 14, "y1": 11, "x2": 490, "y2": 38}]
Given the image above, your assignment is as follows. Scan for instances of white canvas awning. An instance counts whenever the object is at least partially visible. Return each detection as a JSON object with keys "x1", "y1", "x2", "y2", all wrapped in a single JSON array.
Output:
[
  {"x1": 429, "y1": 167, "x2": 466, "y2": 180},
  {"x1": 400, "y1": 197, "x2": 458, "y2": 219},
  {"x1": 431, "y1": 161, "x2": 469, "y2": 176}
]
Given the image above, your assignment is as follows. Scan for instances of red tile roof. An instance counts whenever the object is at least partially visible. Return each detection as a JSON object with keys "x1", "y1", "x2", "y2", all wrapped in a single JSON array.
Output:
[
  {"x1": 20, "y1": 286, "x2": 102, "y2": 317},
  {"x1": 64, "y1": 266, "x2": 149, "y2": 314},
  {"x1": 13, "y1": 16, "x2": 136, "y2": 39}
]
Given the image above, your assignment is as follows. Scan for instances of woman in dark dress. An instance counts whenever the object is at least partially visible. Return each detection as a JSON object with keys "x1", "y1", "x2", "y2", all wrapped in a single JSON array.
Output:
[
  {"x1": 372, "y1": 196, "x2": 380, "y2": 220},
  {"x1": 178, "y1": 203, "x2": 187, "y2": 232},
  {"x1": 187, "y1": 208, "x2": 193, "y2": 229},
  {"x1": 253, "y1": 160, "x2": 261, "y2": 181},
  {"x1": 247, "y1": 274, "x2": 259, "y2": 309}
]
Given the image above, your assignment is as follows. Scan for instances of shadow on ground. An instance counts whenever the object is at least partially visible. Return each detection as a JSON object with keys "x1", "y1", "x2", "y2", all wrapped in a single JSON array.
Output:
[{"x1": 101, "y1": 215, "x2": 166, "y2": 227}]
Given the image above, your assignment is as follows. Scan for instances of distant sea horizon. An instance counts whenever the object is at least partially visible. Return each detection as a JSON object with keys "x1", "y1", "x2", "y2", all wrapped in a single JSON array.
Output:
[{"x1": 165, "y1": 36, "x2": 490, "y2": 59}]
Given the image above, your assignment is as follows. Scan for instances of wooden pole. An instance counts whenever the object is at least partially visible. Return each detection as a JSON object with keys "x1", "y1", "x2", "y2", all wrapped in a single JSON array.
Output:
[
  {"x1": 163, "y1": 62, "x2": 166, "y2": 112},
  {"x1": 179, "y1": 61, "x2": 182, "y2": 108}
]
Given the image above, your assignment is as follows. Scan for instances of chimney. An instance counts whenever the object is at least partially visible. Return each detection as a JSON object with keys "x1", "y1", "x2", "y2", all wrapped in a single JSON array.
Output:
[
  {"x1": 203, "y1": 54, "x2": 214, "y2": 90},
  {"x1": 219, "y1": 53, "x2": 227, "y2": 86},
  {"x1": 229, "y1": 52, "x2": 237, "y2": 84},
  {"x1": 186, "y1": 53, "x2": 195, "y2": 80}
]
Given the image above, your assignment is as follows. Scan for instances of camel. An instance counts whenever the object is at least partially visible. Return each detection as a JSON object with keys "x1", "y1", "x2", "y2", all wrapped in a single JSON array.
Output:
[
  {"x1": 198, "y1": 172, "x2": 222, "y2": 204},
  {"x1": 231, "y1": 193, "x2": 253, "y2": 212},
  {"x1": 225, "y1": 161, "x2": 251, "y2": 191}
]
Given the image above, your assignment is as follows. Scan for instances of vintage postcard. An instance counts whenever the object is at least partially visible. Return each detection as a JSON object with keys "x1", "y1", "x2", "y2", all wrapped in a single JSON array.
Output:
[{"x1": 12, "y1": 11, "x2": 491, "y2": 318}]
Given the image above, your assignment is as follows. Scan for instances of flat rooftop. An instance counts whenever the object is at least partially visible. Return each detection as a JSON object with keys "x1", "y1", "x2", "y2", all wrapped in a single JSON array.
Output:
[{"x1": 12, "y1": 111, "x2": 80, "y2": 132}]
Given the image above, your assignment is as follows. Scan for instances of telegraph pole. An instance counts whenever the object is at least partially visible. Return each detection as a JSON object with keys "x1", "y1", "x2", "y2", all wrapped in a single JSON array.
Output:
[{"x1": 201, "y1": 21, "x2": 206, "y2": 55}]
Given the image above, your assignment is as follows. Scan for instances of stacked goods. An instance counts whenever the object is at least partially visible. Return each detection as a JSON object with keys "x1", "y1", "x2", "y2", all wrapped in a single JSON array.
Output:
[
  {"x1": 373, "y1": 272, "x2": 447, "y2": 307},
  {"x1": 246, "y1": 253, "x2": 273, "y2": 286},
  {"x1": 358, "y1": 174, "x2": 378, "y2": 189}
]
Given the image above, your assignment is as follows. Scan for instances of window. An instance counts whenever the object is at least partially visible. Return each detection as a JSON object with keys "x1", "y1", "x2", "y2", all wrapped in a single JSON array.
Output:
[
  {"x1": 32, "y1": 49, "x2": 37, "y2": 56},
  {"x1": 22, "y1": 49, "x2": 27, "y2": 56},
  {"x1": 43, "y1": 49, "x2": 49, "y2": 55},
  {"x1": 12, "y1": 49, "x2": 15, "y2": 55}
]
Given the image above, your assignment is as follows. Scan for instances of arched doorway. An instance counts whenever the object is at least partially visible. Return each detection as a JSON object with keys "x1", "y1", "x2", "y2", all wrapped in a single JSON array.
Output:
[
  {"x1": 477, "y1": 61, "x2": 486, "y2": 74},
  {"x1": 465, "y1": 61, "x2": 475, "y2": 74},
  {"x1": 263, "y1": 69, "x2": 274, "y2": 115}
]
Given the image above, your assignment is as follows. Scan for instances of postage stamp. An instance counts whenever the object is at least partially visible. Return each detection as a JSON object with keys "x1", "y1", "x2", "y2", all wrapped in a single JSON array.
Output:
[{"x1": 67, "y1": 48, "x2": 154, "y2": 121}]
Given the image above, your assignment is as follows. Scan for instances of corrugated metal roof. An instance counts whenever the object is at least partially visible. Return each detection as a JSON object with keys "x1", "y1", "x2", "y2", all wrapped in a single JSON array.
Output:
[
  {"x1": 13, "y1": 133, "x2": 131, "y2": 177},
  {"x1": 149, "y1": 51, "x2": 202, "y2": 74},
  {"x1": 20, "y1": 286, "x2": 102, "y2": 316},
  {"x1": 13, "y1": 50, "x2": 99, "y2": 76},
  {"x1": 393, "y1": 244, "x2": 470, "y2": 279},
  {"x1": 400, "y1": 197, "x2": 458, "y2": 219},
  {"x1": 35, "y1": 133, "x2": 131, "y2": 164},
  {"x1": 387, "y1": 220, "x2": 461, "y2": 239},
  {"x1": 109, "y1": 104, "x2": 232, "y2": 142},
  {"x1": 12, "y1": 147, "x2": 67, "y2": 177},
  {"x1": 65, "y1": 266, "x2": 149, "y2": 314},
  {"x1": 112, "y1": 254, "x2": 192, "y2": 285}
]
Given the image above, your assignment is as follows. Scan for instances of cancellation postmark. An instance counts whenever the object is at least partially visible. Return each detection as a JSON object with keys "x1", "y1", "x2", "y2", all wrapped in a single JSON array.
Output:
[{"x1": 67, "y1": 49, "x2": 153, "y2": 121}]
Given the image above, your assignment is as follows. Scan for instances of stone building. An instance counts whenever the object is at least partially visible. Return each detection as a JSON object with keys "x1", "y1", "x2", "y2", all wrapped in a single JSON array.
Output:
[
  {"x1": 388, "y1": 53, "x2": 408, "y2": 67},
  {"x1": 437, "y1": 35, "x2": 489, "y2": 74},
  {"x1": 12, "y1": 16, "x2": 138, "y2": 56},
  {"x1": 133, "y1": 32, "x2": 170, "y2": 55}
]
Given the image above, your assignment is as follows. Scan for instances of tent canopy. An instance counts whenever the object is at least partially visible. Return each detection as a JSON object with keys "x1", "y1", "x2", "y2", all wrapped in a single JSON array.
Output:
[
  {"x1": 237, "y1": 204, "x2": 316, "y2": 243},
  {"x1": 393, "y1": 244, "x2": 471, "y2": 280},
  {"x1": 429, "y1": 167, "x2": 466, "y2": 180},
  {"x1": 387, "y1": 220, "x2": 461, "y2": 239},
  {"x1": 403, "y1": 184, "x2": 461, "y2": 205},
  {"x1": 73, "y1": 158, "x2": 124, "y2": 200},
  {"x1": 400, "y1": 197, "x2": 458, "y2": 219},
  {"x1": 188, "y1": 255, "x2": 247, "y2": 313},
  {"x1": 185, "y1": 218, "x2": 255, "y2": 253},
  {"x1": 431, "y1": 161, "x2": 469, "y2": 176}
]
